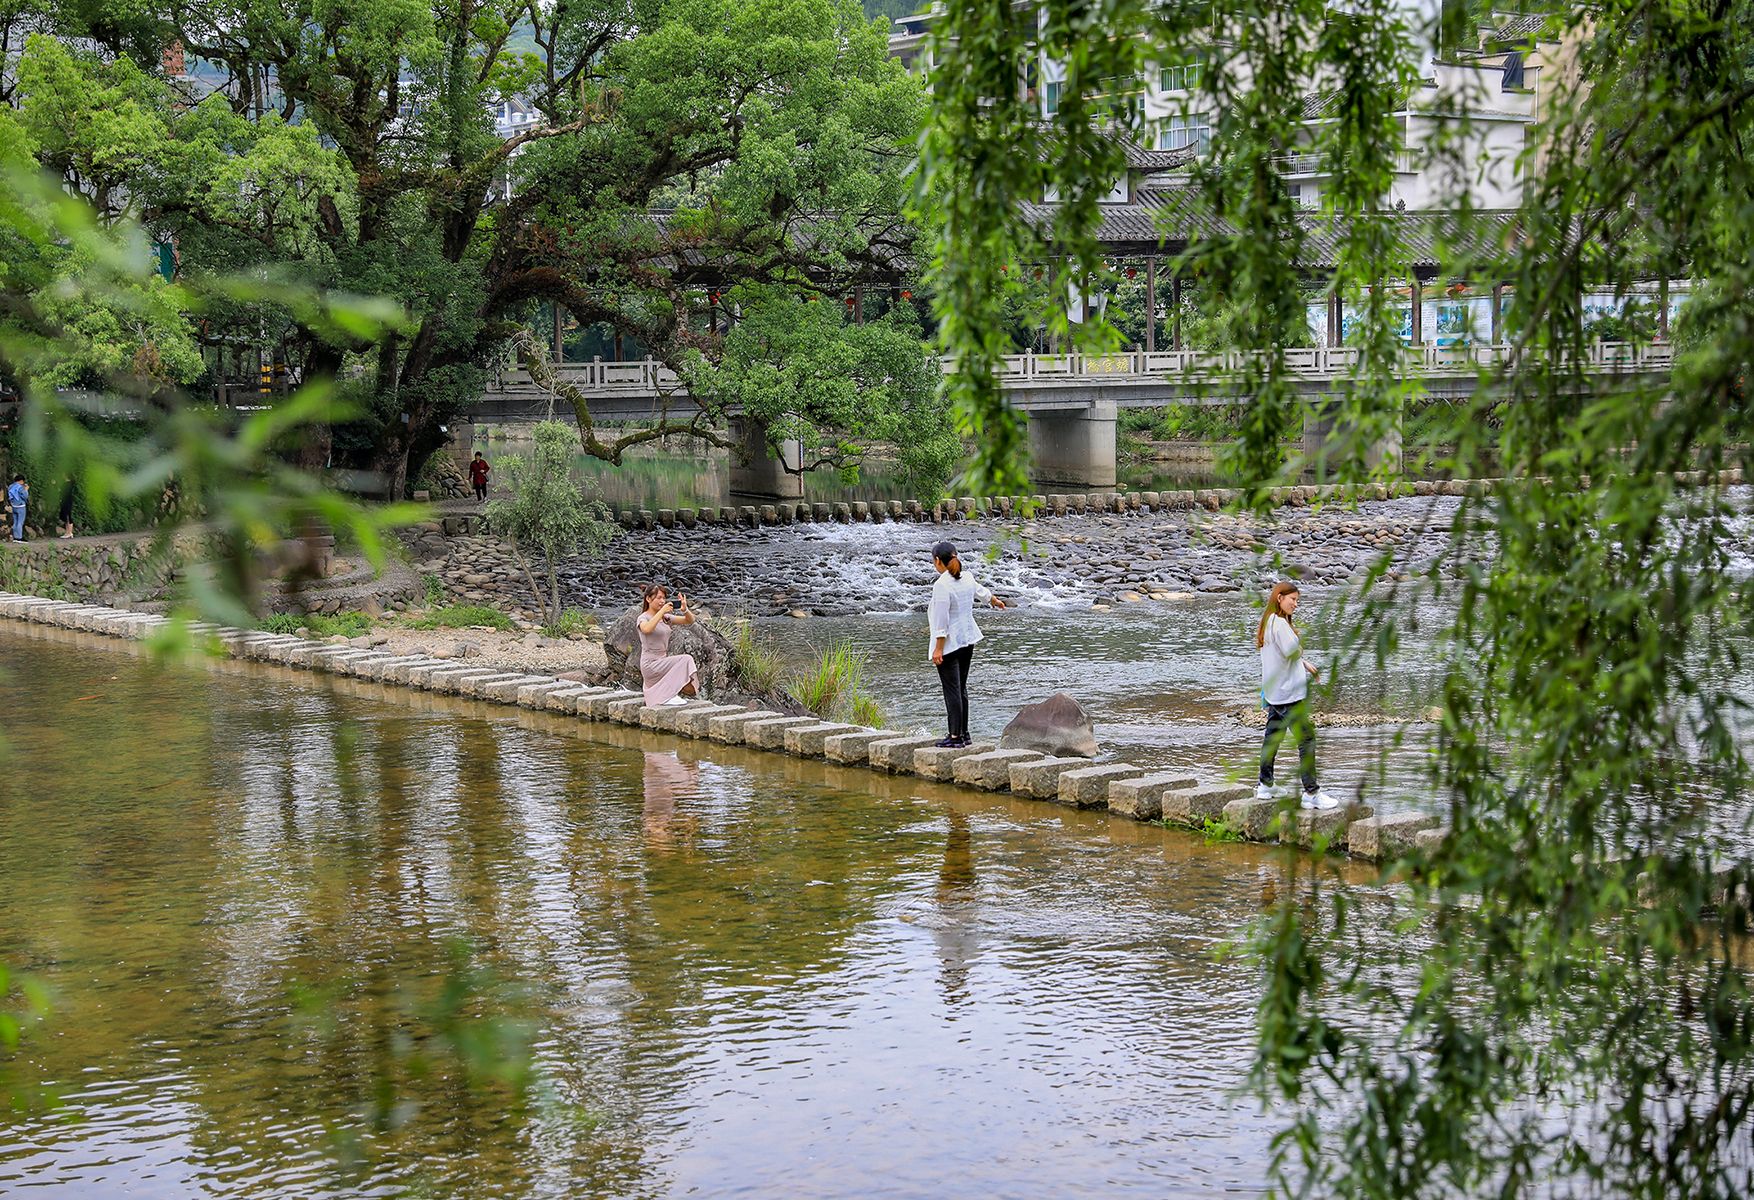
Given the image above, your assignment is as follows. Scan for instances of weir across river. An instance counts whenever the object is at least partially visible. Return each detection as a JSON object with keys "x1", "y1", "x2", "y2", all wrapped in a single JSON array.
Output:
[{"x1": 472, "y1": 341, "x2": 1677, "y2": 494}]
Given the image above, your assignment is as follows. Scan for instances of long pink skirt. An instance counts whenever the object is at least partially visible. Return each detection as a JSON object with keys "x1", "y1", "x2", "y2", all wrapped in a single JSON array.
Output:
[{"x1": 641, "y1": 653, "x2": 699, "y2": 706}]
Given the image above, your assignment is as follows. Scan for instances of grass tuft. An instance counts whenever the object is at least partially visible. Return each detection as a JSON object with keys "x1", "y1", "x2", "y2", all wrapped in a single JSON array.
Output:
[
  {"x1": 258, "y1": 611, "x2": 374, "y2": 638},
  {"x1": 402, "y1": 604, "x2": 515, "y2": 632},
  {"x1": 790, "y1": 639, "x2": 885, "y2": 727}
]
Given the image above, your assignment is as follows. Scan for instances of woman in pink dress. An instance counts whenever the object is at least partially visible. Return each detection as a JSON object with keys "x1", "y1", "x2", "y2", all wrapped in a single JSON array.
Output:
[{"x1": 637, "y1": 583, "x2": 701, "y2": 706}]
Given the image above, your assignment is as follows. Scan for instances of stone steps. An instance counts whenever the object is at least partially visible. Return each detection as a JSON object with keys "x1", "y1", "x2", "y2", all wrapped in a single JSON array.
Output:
[{"x1": 0, "y1": 590, "x2": 1439, "y2": 864}]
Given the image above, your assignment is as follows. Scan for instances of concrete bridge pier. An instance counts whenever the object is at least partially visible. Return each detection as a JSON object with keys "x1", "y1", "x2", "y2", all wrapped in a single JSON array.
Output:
[
  {"x1": 728, "y1": 416, "x2": 806, "y2": 499},
  {"x1": 1302, "y1": 400, "x2": 1403, "y2": 480},
  {"x1": 1027, "y1": 400, "x2": 1119, "y2": 488}
]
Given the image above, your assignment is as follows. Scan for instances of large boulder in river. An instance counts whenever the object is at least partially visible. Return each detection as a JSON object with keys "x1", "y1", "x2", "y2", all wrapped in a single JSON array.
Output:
[
  {"x1": 999, "y1": 693, "x2": 1099, "y2": 758},
  {"x1": 602, "y1": 605, "x2": 730, "y2": 694}
]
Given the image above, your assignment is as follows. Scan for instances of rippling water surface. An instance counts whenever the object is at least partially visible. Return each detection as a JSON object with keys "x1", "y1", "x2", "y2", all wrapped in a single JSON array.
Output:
[{"x1": 0, "y1": 627, "x2": 1360, "y2": 1198}]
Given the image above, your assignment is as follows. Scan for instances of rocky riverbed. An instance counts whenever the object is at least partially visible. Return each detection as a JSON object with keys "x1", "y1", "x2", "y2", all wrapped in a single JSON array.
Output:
[{"x1": 537, "y1": 492, "x2": 1469, "y2": 616}]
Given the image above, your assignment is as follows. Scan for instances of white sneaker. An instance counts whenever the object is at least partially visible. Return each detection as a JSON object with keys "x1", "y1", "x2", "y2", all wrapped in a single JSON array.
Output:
[
  {"x1": 1301, "y1": 789, "x2": 1339, "y2": 811},
  {"x1": 1254, "y1": 783, "x2": 1275, "y2": 801},
  {"x1": 663, "y1": 696, "x2": 691, "y2": 707}
]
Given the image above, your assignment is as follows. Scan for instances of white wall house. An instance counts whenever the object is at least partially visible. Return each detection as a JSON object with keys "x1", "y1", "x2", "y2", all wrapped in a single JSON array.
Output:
[{"x1": 890, "y1": 7, "x2": 1561, "y2": 214}]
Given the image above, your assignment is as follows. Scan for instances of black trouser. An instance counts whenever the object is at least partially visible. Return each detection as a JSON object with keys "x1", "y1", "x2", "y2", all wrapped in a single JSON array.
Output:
[
  {"x1": 473, "y1": 482, "x2": 487, "y2": 501},
  {"x1": 1260, "y1": 700, "x2": 1317, "y2": 792},
  {"x1": 936, "y1": 644, "x2": 974, "y2": 739}
]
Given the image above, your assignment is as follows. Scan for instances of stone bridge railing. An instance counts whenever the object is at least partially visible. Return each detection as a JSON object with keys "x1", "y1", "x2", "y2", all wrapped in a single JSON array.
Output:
[
  {"x1": 484, "y1": 341, "x2": 1674, "y2": 404},
  {"x1": 973, "y1": 340, "x2": 1676, "y2": 386}
]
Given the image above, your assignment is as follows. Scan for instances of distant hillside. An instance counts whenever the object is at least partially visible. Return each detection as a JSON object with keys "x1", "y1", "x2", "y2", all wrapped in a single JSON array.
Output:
[{"x1": 862, "y1": 0, "x2": 926, "y2": 23}]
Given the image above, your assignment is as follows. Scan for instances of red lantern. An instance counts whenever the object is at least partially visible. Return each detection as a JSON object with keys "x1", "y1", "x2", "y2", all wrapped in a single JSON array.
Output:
[
  {"x1": 1000, "y1": 265, "x2": 1008, "y2": 274},
  {"x1": 1033, "y1": 268, "x2": 1044, "y2": 280},
  {"x1": 901, "y1": 289, "x2": 913, "y2": 300},
  {"x1": 1125, "y1": 267, "x2": 1137, "y2": 279},
  {"x1": 845, "y1": 295, "x2": 855, "y2": 306}
]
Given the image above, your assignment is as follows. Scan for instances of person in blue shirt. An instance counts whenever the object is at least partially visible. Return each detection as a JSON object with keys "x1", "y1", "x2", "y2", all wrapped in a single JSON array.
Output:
[{"x1": 6, "y1": 474, "x2": 27, "y2": 542}]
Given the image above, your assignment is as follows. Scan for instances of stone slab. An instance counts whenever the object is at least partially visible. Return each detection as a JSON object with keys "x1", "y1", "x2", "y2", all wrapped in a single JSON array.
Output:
[
  {"x1": 544, "y1": 686, "x2": 601, "y2": 714},
  {"x1": 1009, "y1": 756, "x2": 1092, "y2": 800},
  {"x1": 912, "y1": 742, "x2": 998, "y2": 781},
  {"x1": 1106, "y1": 773, "x2": 1202, "y2": 821},
  {"x1": 745, "y1": 716, "x2": 820, "y2": 751},
  {"x1": 1057, "y1": 764, "x2": 1147, "y2": 809},
  {"x1": 951, "y1": 749, "x2": 1044, "y2": 790},
  {"x1": 674, "y1": 703, "x2": 749, "y2": 737},
  {"x1": 1162, "y1": 784, "x2": 1255, "y2": 827},
  {"x1": 1411, "y1": 825, "x2": 1449, "y2": 854},
  {"x1": 1222, "y1": 796, "x2": 1291, "y2": 841},
  {"x1": 582, "y1": 690, "x2": 644, "y2": 720},
  {"x1": 1347, "y1": 810, "x2": 1439, "y2": 860},
  {"x1": 867, "y1": 735, "x2": 942, "y2": 773},
  {"x1": 515, "y1": 681, "x2": 572, "y2": 708},
  {"x1": 784, "y1": 722, "x2": 866, "y2": 757},
  {"x1": 482, "y1": 675, "x2": 556, "y2": 702},
  {"x1": 456, "y1": 672, "x2": 529, "y2": 699},
  {"x1": 433, "y1": 668, "x2": 504, "y2": 695},
  {"x1": 640, "y1": 703, "x2": 696, "y2": 732},
  {"x1": 605, "y1": 696, "x2": 648, "y2": 724},
  {"x1": 707, "y1": 709, "x2": 786, "y2": 744},
  {"x1": 824, "y1": 730, "x2": 896, "y2": 765}
]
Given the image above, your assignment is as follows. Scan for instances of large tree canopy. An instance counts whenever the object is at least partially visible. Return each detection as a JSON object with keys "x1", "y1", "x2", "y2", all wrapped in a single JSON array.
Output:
[{"x1": 1, "y1": 0, "x2": 935, "y2": 494}]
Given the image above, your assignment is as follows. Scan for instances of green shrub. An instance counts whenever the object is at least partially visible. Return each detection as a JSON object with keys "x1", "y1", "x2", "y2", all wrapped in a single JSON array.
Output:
[
  {"x1": 790, "y1": 639, "x2": 884, "y2": 724},
  {"x1": 421, "y1": 572, "x2": 447, "y2": 607},
  {"x1": 402, "y1": 603, "x2": 515, "y2": 631},
  {"x1": 1199, "y1": 817, "x2": 1244, "y2": 844},
  {"x1": 545, "y1": 607, "x2": 596, "y2": 638},
  {"x1": 727, "y1": 619, "x2": 784, "y2": 696},
  {"x1": 258, "y1": 611, "x2": 375, "y2": 638}
]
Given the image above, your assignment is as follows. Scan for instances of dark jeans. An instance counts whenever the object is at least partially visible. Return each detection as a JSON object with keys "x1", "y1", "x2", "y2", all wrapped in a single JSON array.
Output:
[
  {"x1": 473, "y1": 482, "x2": 487, "y2": 501},
  {"x1": 936, "y1": 644, "x2": 974, "y2": 739},
  {"x1": 1260, "y1": 700, "x2": 1317, "y2": 792}
]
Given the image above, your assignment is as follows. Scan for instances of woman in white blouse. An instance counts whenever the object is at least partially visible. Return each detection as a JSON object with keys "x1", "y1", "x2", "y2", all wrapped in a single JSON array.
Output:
[
  {"x1": 928, "y1": 540, "x2": 1006, "y2": 747},
  {"x1": 1256, "y1": 580, "x2": 1336, "y2": 810}
]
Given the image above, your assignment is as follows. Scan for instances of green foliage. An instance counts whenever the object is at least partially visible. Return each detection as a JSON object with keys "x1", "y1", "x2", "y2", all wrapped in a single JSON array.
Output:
[
  {"x1": 258, "y1": 611, "x2": 374, "y2": 639},
  {"x1": 6, "y1": 0, "x2": 929, "y2": 491},
  {"x1": 485, "y1": 421, "x2": 618, "y2": 628},
  {"x1": 726, "y1": 618, "x2": 785, "y2": 697},
  {"x1": 420, "y1": 571, "x2": 448, "y2": 607},
  {"x1": 683, "y1": 293, "x2": 957, "y2": 498},
  {"x1": 1198, "y1": 817, "x2": 1243, "y2": 844},
  {"x1": 0, "y1": 164, "x2": 416, "y2": 630},
  {"x1": 402, "y1": 604, "x2": 515, "y2": 632},
  {"x1": 544, "y1": 606, "x2": 596, "y2": 639},
  {"x1": 923, "y1": 0, "x2": 1754, "y2": 1193},
  {"x1": 789, "y1": 638, "x2": 883, "y2": 724}
]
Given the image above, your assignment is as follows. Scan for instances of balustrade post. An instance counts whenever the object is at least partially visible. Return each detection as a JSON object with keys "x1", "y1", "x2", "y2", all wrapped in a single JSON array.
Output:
[
  {"x1": 1410, "y1": 277, "x2": 1423, "y2": 347},
  {"x1": 1171, "y1": 273, "x2": 1183, "y2": 351},
  {"x1": 1145, "y1": 257, "x2": 1157, "y2": 354}
]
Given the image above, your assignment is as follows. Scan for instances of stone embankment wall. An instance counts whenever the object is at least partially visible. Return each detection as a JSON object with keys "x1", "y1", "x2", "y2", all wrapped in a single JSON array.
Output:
[
  {"x1": 0, "y1": 531, "x2": 203, "y2": 605},
  {"x1": 0, "y1": 589, "x2": 1445, "y2": 867}
]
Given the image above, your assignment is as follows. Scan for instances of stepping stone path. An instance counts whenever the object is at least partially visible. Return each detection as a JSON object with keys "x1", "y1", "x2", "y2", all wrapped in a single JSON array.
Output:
[{"x1": 0, "y1": 589, "x2": 1432, "y2": 865}]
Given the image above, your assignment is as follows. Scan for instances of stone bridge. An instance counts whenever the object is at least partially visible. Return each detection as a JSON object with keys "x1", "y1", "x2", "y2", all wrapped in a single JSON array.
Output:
[{"x1": 472, "y1": 342, "x2": 1676, "y2": 493}]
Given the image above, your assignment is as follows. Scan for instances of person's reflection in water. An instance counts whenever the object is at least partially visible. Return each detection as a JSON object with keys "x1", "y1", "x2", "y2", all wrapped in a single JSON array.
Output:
[
  {"x1": 642, "y1": 750, "x2": 699, "y2": 850},
  {"x1": 933, "y1": 810, "x2": 980, "y2": 1008}
]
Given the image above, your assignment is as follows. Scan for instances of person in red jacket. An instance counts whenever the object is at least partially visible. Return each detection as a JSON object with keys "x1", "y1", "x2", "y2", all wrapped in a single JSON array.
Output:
[{"x1": 468, "y1": 452, "x2": 490, "y2": 502}]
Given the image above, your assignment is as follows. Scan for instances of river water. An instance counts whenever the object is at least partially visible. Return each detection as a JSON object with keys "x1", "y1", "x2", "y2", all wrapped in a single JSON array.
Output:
[{"x1": 0, "y1": 627, "x2": 1366, "y2": 1198}]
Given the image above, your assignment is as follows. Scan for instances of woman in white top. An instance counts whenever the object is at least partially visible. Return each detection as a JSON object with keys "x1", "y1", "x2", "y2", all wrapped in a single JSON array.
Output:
[
  {"x1": 928, "y1": 540, "x2": 1005, "y2": 747},
  {"x1": 1256, "y1": 581, "x2": 1336, "y2": 810}
]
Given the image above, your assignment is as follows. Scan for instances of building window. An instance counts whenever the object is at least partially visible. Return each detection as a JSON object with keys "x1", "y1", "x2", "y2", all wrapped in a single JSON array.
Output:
[
  {"x1": 1159, "y1": 112, "x2": 1211, "y2": 153},
  {"x1": 1043, "y1": 80, "x2": 1061, "y2": 116},
  {"x1": 1159, "y1": 61, "x2": 1203, "y2": 93}
]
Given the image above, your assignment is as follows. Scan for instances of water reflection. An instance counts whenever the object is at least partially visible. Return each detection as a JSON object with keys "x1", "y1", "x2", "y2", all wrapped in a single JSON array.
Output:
[{"x1": 0, "y1": 626, "x2": 1346, "y2": 1198}]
